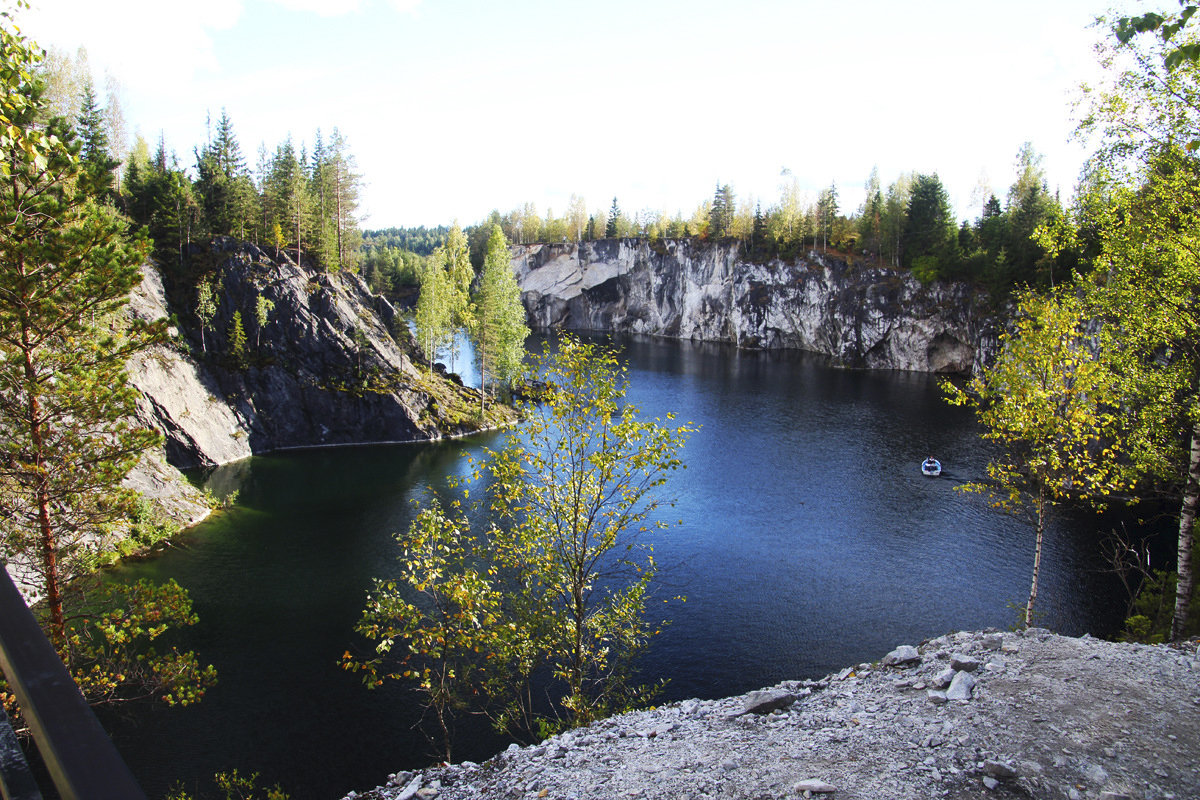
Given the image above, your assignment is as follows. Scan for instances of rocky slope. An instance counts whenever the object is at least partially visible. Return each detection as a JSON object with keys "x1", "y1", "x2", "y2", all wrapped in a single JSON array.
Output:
[
  {"x1": 114, "y1": 238, "x2": 512, "y2": 544},
  {"x1": 514, "y1": 240, "x2": 999, "y2": 374},
  {"x1": 344, "y1": 629, "x2": 1200, "y2": 800},
  {"x1": 128, "y1": 238, "x2": 510, "y2": 473}
]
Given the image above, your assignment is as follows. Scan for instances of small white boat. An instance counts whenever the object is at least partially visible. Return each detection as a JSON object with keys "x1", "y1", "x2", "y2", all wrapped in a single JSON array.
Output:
[{"x1": 921, "y1": 458, "x2": 942, "y2": 477}]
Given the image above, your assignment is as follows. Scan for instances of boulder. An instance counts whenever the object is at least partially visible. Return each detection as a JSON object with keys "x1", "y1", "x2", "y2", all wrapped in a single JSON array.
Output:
[
  {"x1": 742, "y1": 689, "x2": 798, "y2": 715},
  {"x1": 950, "y1": 653, "x2": 981, "y2": 672},
  {"x1": 881, "y1": 645, "x2": 921, "y2": 667},
  {"x1": 946, "y1": 671, "x2": 976, "y2": 701}
]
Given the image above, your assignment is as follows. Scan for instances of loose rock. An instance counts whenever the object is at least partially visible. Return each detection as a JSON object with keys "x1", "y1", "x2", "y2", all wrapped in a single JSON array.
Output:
[
  {"x1": 881, "y1": 645, "x2": 921, "y2": 667},
  {"x1": 945, "y1": 671, "x2": 976, "y2": 701},
  {"x1": 741, "y1": 688, "x2": 798, "y2": 715},
  {"x1": 341, "y1": 631, "x2": 1200, "y2": 800}
]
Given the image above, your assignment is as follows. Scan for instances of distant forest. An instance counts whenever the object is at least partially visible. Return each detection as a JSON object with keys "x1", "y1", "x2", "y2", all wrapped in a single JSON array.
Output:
[
  {"x1": 42, "y1": 46, "x2": 1080, "y2": 307},
  {"x1": 361, "y1": 144, "x2": 1079, "y2": 303}
]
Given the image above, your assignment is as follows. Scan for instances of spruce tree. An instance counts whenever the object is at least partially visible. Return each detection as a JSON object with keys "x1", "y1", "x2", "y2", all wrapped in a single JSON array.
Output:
[
  {"x1": 709, "y1": 183, "x2": 734, "y2": 238},
  {"x1": 902, "y1": 174, "x2": 955, "y2": 274},
  {"x1": 195, "y1": 109, "x2": 257, "y2": 239},
  {"x1": 74, "y1": 79, "x2": 117, "y2": 196},
  {"x1": 606, "y1": 197, "x2": 620, "y2": 237},
  {"x1": 228, "y1": 310, "x2": 246, "y2": 367}
]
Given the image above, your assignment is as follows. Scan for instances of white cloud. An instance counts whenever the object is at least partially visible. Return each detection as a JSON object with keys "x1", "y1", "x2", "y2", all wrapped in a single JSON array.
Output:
[
  {"x1": 264, "y1": 0, "x2": 364, "y2": 16},
  {"x1": 21, "y1": 0, "x2": 244, "y2": 93},
  {"x1": 385, "y1": 0, "x2": 422, "y2": 14}
]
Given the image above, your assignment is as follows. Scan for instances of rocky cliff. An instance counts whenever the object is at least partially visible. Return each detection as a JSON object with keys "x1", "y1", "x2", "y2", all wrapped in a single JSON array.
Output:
[
  {"x1": 126, "y1": 237, "x2": 508, "y2": 483},
  {"x1": 515, "y1": 239, "x2": 999, "y2": 374},
  {"x1": 345, "y1": 629, "x2": 1200, "y2": 800}
]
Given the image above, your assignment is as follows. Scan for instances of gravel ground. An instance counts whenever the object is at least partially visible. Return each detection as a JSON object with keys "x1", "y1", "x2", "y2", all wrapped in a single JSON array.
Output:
[{"x1": 341, "y1": 629, "x2": 1200, "y2": 800}]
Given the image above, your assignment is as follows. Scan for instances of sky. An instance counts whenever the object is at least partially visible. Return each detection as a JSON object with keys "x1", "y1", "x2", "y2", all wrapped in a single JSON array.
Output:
[{"x1": 18, "y1": 0, "x2": 1139, "y2": 230}]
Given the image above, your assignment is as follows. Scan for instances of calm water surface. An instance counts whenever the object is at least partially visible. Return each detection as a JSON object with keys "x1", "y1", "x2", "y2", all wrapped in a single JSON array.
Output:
[{"x1": 102, "y1": 336, "x2": 1129, "y2": 798}]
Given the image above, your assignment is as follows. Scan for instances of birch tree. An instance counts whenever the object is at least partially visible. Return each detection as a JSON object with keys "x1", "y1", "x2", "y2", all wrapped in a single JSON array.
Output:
[
  {"x1": 346, "y1": 337, "x2": 694, "y2": 757},
  {"x1": 1072, "y1": 19, "x2": 1200, "y2": 639},
  {"x1": 472, "y1": 225, "x2": 528, "y2": 412},
  {"x1": 414, "y1": 255, "x2": 452, "y2": 366},
  {"x1": 944, "y1": 291, "x2": 1128, "y2": 627}
]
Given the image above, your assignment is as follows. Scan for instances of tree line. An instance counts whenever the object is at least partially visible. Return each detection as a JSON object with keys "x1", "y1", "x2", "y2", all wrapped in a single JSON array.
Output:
[
  {"x1": 123, "y1": 115, "x2": 363, "y2": 275},
  {"x1": 35, "y1": 47, "x2": 364, "y2": 279},
  {"x1": 360, "y1": 146, "x2": 1074, "y2": 304}
]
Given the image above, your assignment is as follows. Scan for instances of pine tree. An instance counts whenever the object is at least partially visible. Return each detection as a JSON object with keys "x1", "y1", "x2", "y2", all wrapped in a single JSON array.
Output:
[
  {"x1": 858, "y1": 167, "x2": 884, "y2": 262},
  {"x1": 0, "y1": 28, "x2": 158, "y2": 641},
  {"x1": 0, "y1": 21, "x2": 217, "y2": 710},
  {"x1": 328, "y1": 128, "x2": 362, "y2": 270},
  {"x1": 816, "y1": 182, "x2": 838, "y2": 252}
]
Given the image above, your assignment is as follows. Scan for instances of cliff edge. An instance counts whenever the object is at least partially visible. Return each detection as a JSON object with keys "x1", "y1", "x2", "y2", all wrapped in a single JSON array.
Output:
[
  {"x1": 515, "y1": 240, "x2": 999, "y2": 374},
  {"x1": 128, "y1": 238, "x2": 511, "y2": 472},
  {"x1": 344, "y1": 629, "x2": 1200, "y2": 800}
]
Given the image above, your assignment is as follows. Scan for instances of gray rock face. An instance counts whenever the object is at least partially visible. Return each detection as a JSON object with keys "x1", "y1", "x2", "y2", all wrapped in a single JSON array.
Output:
[
  {"x1": 514, "y1": 239, "x2": 999, "y2": 374},
  {"x1": 129, "y1": 239, "x2": 503, "y2": 470},
  {"x1": 127, "y1": 265, "x2": 253, "y2": 468}
]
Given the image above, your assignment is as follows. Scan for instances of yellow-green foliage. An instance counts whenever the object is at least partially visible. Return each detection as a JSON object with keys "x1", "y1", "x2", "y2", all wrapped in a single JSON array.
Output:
[
  {"x1": 944, "y1": 290, "x2": 1128, "y2": 627},
  {"x1": 345, "y1": 336, "x2": 694, "y2": 761}
]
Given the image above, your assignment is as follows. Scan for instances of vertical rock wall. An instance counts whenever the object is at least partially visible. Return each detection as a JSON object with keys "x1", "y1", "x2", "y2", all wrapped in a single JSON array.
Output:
[{"x1": 514, "y1": 239, "x2": 999, "y2": 374}]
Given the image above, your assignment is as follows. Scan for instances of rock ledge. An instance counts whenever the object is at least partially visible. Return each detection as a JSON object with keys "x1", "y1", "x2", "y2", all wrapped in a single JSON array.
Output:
[{"x1": 343, "y1": 630, "x2": 1200, "y2": 800}]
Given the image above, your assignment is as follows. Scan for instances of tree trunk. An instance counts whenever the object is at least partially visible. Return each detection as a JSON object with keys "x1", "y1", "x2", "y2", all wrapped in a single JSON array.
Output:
[
  {"x1": 335, "y1": 164, "x2": 344, "y2": 270},
  {"x1": 21, "y1": 329, "x2": 64, "y2": 645},
  {"x1": 1026, "y1": 489, "x2": 1047, "y2": 628},
  {"x1": 1170, "y1": 419, "x2": 1200, "y2": 640}
]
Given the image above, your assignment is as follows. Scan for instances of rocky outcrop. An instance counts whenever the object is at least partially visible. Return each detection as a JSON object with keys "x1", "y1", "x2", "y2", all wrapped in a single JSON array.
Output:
[
  {"x1": 515, "y1": 240, "x2": 999, "y2": 374},
  {"x1": 128, "y1": 238, "x2": 510, "y2": 472},
  {"x1": 345, "y1": 630, "x2": 1200, "y2": 800}
]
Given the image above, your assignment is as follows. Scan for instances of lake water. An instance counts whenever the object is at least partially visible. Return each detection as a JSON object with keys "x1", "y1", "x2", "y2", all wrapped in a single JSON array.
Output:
[{"x1": 100, "y1": 336, "x2": 1133, "y2": 799}]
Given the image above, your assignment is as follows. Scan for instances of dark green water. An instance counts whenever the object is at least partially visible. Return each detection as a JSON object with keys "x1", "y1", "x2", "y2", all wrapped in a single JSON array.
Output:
[{"x1": 100, "y1": 336, "x2": 1133, "y2": 798}]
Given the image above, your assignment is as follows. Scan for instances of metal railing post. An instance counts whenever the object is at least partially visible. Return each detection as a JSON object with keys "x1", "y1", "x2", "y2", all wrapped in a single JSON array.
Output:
[{"x1": 0, "y1": 566, "x2": 147, "y2": 800}]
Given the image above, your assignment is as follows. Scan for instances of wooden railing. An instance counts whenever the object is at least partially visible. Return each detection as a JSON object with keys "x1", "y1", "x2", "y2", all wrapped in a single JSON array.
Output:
[{"x1": 0, "y1": 566, "x2": 147, "y2": 800}]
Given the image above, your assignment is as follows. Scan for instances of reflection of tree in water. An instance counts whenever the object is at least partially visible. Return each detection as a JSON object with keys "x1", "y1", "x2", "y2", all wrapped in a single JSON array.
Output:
[{"x1": 197, "y1": 458, "x2": 255, "y2": 503}]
